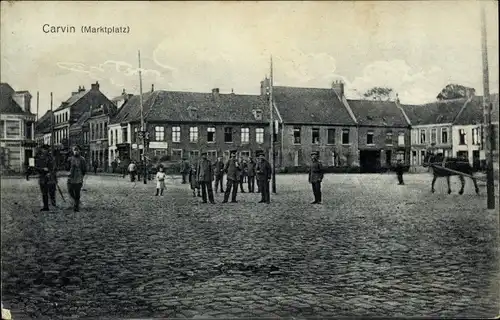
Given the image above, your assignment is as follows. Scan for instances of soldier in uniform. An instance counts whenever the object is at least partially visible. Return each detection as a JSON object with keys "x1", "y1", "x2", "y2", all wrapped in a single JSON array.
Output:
[
  {"x1": 222, "y1": 150, "x2": 241, "y2": 203},
  {"x1": 213, "y1": 156, "x2": 225, "y2": 193},
  {"x1": 246, "y1": 156, "x2": 256, "y2": 193},
  {"x1": 180, "y1": 158, "x2": 190, "y2": 184},
  {"x1": 197, "y1": 152, "x2": 215, "y2": 204},
  {"x1": 255, "y1": 151, "x2": 272, "y2": 203},
  {"x1": 395, "y1": 159, "x2": 405, "y2": 185},
  {"x1": 67, "y1": 145, "x2": 87, "y2": 212},
  {"x1": 239, "y1": 157, "x2": 247, "y2": 193},
  {"x1": 35, "y1": 144, "x2": 57, "y2": 211},
  {"x1": 309, "y1": 151, "x2": 324, "y2": 204}
]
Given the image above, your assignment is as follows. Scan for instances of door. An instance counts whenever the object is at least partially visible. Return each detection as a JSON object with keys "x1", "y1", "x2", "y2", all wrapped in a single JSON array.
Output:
[
  {"x1": 472, "y1": 150, "x2": 480, "y2": 171},
  {"x1": 385, "y1": 150, "x2": 392, "y2": 167}
]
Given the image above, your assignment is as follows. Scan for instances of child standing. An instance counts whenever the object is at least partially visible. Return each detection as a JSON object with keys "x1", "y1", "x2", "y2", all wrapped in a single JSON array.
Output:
[
  {"x1": 188, "y1": 163, "x2": 201, "y2": 197},
  {"x1": 155, "y1": 166, "x2": 166, "y2": 196}
]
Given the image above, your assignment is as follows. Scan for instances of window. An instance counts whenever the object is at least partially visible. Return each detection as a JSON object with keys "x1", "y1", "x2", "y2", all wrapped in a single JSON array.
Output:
[
  {"x1": 207, "y1": 150, "x2": 217, "y2": 161},
  {"x1": 224, "y1": 127, "x2": 233, "y2": 143},
  {"x1": 110, "y1": 131, "x2": 114, "y2": 145},
  {"x1": 0, "y1": 121, "x2": 4, "y2": 139},
  {"x1": 327, "y1": 129, "x2": 336, "y2": 145},
  {"x1": 189, "y1": 150, "x2": 199, "y2": 160},
  {"x1": 171, "y1": 149, "x2": 183, "y2": 161},
  {"x1": 5, "y1": 120, "x2": 20, "y2": 139},
  {"x1": 420, "y1": 150, "x2": 426, "y2": 166},
  {"x1": 441, "y1": 128, "x2": 448, "y2": 144},
  {"x1": 385, "y1": 131, "x2": 393, "y2": 145},
  {"x1": 240, "y1": 151, "x2": 250, "y2": 159},
  {"x1": 207, "y1": 127, "x2": 216, "y2": 143},
  {"x1": 431, "y1": 128, "x2": 437, "y2": 144},
  {"x1": 155, "y1": 126, "x2": 165, "y2": 141},
  {"x1": 396, "y1": 152, "x2": 405, "y2": 162},
  {"x1": 420, "y1": 129, "x2": 426, "y2": 144},
  {"x1": 459, "y1": 129, "x2": 467, "y2": 145},
  {"x1": 122, "y1": 128, "x2": 128, "y2": 143},
  {"x1": 256, "y1": 128, "x2": 264, "y2": 144},
  {"x1": 172, "y1": 126, "x2": 181, "y2": 143},
  {"x1": 253, "y1": 110, "x2": 263, "y2": 120},
  {"x1": 342, "y1": 129, "x2": 350, "y2": 144},
  {"x1": 312, "y1": 128, "x2": 320, "y2": 144},
  {"x1": 241, "y1": 128, "x2": 250, "y2": 144},
  {"x1": 457, "y1": 150, "x2": 468, "y2": 160},
  {"x1": 412, "y1": 130, "x2": 418, "y2": 144},
  {"x1": 104, "y1": 122, "x2": 107, "y2": 138},
  {"x1": 366, "y1": 131, "x2": 374, "y2": 145},
  {"x1": 398, "y1": 132, "x2": 405, "y2": 146},
  {"x1": 472, "y1": 127, "x2": 481, "y2": 145},
  {"x1": 134, "y1": 128, "x2": 138, "y2": 143},
  {"x1": 293, "y1": 127, "x2": 301, "y2": 144},
  {"x1": 189, "y1": 127, "x2": 198, "y2": 143}
]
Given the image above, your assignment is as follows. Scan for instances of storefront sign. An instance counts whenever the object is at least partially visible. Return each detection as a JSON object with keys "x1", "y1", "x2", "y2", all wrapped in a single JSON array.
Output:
[{"x1": 149, "y1": 141, "x2": 168, "y2": 149}]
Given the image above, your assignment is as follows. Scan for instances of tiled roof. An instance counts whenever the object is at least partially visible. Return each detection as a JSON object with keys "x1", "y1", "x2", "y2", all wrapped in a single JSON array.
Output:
[
  {"x1": 54, "y1": 90, "x2": 89, "y2": 111},
  {"x1": 35, "y1": 110, "x2": 54, "y2": 134},
  {"x1": 401, "y1": 99, "x2": 467, "y2": 126},
  {"x1": 70, "y1": 111, "x2": 90, "y2": 131},
  {"x1": 453, "y1": 94, "x2": 500, "y2": 125},
  {"x1": 0, "y1": 83, "x2": 27, "y2": 114},
  {"x1": 110, "y1": 91, "x2": 270, "y2": 124},
  {"x1": 347, "y1": 99, "x2": 409, "y2": 127},
  {"x1": 273, "y1": 86, "x2": 355, "y2": 125}
]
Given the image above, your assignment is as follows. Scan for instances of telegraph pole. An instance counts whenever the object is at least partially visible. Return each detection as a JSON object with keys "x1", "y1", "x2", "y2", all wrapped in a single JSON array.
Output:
[
  {"x1": 269, "y1": 56, "x2": 276, "y2": 193},
  {"x1": 480, "y1": 2, "x2": 495, "y2": 210},
  {"x1": 138, "y1": 50, "x2": 148, "y2": 184},
  {"x1": 36, "y1": 91, "x2": 39, "y2": 122}
]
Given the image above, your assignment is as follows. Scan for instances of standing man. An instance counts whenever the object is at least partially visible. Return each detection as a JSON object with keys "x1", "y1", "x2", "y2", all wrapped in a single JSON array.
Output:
[
  {"x1": 239, "y1": 157, "x2": 247, "y2": 193},
  {"x1": 247, "y1": 156, "x2": 256, "y2": 193},
  {"x1": 222, "y1": 150, "x2": 241, "y2": 203},
  {"x1": 197, "y1": 152, "x2": 215, "y2": 204},
  {"x1": 67, "y1": 145, "x2": 87, "y2": 212},
  {"x1": 255, "y1": 151, "x2": 272, "y2": 203},
  {"x1": 93, "y1": 159, "x2": 98, "y2": 174},
  {"x1": 128, "y1": 161, "x2": 137, "y2": 182},
  {"x1": 180, "y1": 157, "x2": 190, "y2": 184},
  {"x1": 395, "y1": 159, "x2": 405, "y2": 185},
  {"x1": 213, "y1": 156, "x2": 225, "y2": 193},
  {"x1": 35, "y1": 144, "x2": 57, "y2": 211},
  {"x1": 309, "y1": 151, "x2": 324, "y2": 204}
]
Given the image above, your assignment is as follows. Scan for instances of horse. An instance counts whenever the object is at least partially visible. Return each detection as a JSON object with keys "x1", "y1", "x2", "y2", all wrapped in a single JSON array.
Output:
[{"x1": 423, "y1": 152, "x2": 480, "y2": 195}]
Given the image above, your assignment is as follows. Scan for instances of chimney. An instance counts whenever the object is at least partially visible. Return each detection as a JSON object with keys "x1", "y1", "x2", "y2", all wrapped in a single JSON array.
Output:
[
  {"x1": 212, "y1": 88, "x2": 220, "y2": 100},
  {"x1": 260, "y1": 77, "x2": 270, "y2": 97},
  {"x1": 122, "y1": 89, "x2": 126, "y2": 96},
  {"x1": 78, "y1": 85, "x2": 85, "y2": 93},
  {"x1": 151, "y1": 84, "x2": 154, "y2": 92},
  {"x1": 12, "y1": 92, "x2": 32, "y2": 113},
  {"x1": 331, "y1": 80, "x2": 344, "y2": 97},
  {"x1": 90, "y1": 81, "x2": 99, "y2": 91}
]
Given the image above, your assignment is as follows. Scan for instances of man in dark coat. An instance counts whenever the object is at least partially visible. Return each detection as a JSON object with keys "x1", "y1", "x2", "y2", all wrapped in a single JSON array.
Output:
[
  {"x1": 309, "y1": 151, "x2": 324, "y2": 204},
  {"x1": 246, "y1": 156, "x2": 256, "y2": 193},
  {"x1": 35, "y1": 144, "x2": 58, "y2": 211},
  {"x1": 180, "y1": 158, "x2": 190, "y2": 184},
  {"x1": 222, "y1": 150, "x2": 241, "y2": 203},
  {"x1": 239, "y1": 157, "x2": 247, "y2": 193},
  {"x1": 93, "y1": 160, "x2": 98, "y2": 174},
  {"x1": 197, "y1": 152, "x2": 215, "y2": 204},
  {"x1": 67, "y1": 145, "x2": 87, "y2": 212},
  {"x1": 395, "y1": 159, "x2": 405, "y2": 185},
  {"x1": 255, "y1": 151, "x2": 272, "y2": 203},
  {"x1": 213, "y1": 156, "x2": 225, "y2": 193}
]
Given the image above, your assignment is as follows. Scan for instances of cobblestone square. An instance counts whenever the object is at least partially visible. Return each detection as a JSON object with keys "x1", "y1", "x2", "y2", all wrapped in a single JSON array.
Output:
[{"x1": 1, "y1": 173, "x2": 499, "y2": 319}]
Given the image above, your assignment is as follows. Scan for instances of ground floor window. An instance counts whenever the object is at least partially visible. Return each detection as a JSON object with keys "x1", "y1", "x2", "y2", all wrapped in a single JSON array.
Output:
[
  {"x1": 239, "y1": 151, "x2": 250, "y2": 159},
  {"x1": 207, "y1": 150, "x2": 217, "y2": 162},
  {"x1": 171, "y1": 149, "x2": 183, "y2": 161},
  {"x1": 396, "y1": 152, "x2": 405, "y2": 162}
]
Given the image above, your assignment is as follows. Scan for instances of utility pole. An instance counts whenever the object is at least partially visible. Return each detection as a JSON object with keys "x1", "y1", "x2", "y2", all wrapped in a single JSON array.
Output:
[
  {"x1": 36, "y1": 91, "x2": 39, "y2": 122},
  {"x1": 138, "y1": 50, "x2": 148, "y2": 184},
  {"x1": 269, "y1": 56, "x2": 276, "y2": 193},
  {"x1": 480, "y1": 2, "x2": 495, "y2": 210}
]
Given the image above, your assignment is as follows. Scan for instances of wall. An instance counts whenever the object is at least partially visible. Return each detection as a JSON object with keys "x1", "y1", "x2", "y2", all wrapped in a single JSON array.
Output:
[
  {"x1": 410, "y1": 124, "x2": 453, "y2": 167},
  {"x1": 452, "y1": 125, "x2": 482, "y2": 165},
  {"x1": 358, "y1": 126, "x2": 411, "y2": 167},
  {"x1": 280, "y1": 124, "x2": 358, "y2": 168}
]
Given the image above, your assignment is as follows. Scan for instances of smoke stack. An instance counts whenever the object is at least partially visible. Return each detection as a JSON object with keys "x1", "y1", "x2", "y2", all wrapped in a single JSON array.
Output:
[{"x1": 332, "y1": 80, "x2": 344, "y2": 97}]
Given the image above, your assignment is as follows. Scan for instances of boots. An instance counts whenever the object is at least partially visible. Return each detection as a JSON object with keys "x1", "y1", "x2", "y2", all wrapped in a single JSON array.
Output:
[
  {"x1": 155, "y1": 189, "x2": 159, "y2": 196},
  {"x1": 160, "y1": 189, "x2": 164, "y2": 195}
]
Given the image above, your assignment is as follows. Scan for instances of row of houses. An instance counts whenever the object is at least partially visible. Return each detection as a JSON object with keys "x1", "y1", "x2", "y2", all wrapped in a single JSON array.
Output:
[{"x1": 1, "y1": 79, "x2": 498, "y2": 173}]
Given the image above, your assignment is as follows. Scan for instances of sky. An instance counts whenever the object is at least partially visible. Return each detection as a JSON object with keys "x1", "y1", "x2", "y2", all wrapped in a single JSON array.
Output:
[{"x1": 1, "y1": 1, "x2": 498, "y2": 117}]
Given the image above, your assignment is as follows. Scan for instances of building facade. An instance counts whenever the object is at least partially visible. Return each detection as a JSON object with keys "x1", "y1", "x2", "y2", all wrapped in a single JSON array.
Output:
[
  {"x1": 88, "y1": 102, "x2": 116, "y2": 172},
  {"x1": 69, "y1": 111, "x2": 91, "y2": 165},
  {"x1": 0, "y1": 83, "x2": 37, "y2": 173}
]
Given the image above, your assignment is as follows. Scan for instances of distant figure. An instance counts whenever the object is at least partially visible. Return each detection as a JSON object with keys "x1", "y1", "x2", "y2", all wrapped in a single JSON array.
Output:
[
  {"x1": 155, "y1": 166, "x2": 166, "y2": 196},
  {"x1": 239, "y1": 158, "x2": 247, "y2": 193},
  {"x1": 93, "y1": 160, "x2": 98, "y2": 174},
  {"x1": 180, "y1": 158, "x2": 190, "y2": 184},
  {"x1": 395, "y1": 159, "x2": 405, "y2": 185},
  {"x1": 246, "y1": 156, "x2": 256, "y2": 193},
  {"x1": 309, "y1": 151, "x2": 324, "y2": 204},
  {"x1": 67, "y1": 145, "x2": 87, "y2": 212},
  {"x1": 128, "y1": 161, "x2": 137, "y2": 182},
  {"x1": 35, "y1": 144, "x2": 57, "y2": 211},
  {"x1": 111, "y1": 159, "x2": 117, "y2": 173},
  {"x1": 213, "y1": 156, "x2": 225, "y2": 193},
  {"x1": 189, "y1": 163, "x2": 201, "y2": 197},
  {"x1": 222, "y1": 150, "x2": 241, "y2": 203},
  {"x1": 197, "y1": 152, "x2": 215, "y2": 204},
  {"x1": 255, "y1": 152, "x2": 272, "y2": 203}
]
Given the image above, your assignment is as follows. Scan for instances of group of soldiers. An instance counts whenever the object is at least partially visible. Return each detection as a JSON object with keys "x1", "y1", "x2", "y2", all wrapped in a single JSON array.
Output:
[
  {"x1": 31, "y1": 144, "x2": 87, "y2": 212},
  {"x1": 179, "y1": 150, "x2": 325, "y2": 205}
]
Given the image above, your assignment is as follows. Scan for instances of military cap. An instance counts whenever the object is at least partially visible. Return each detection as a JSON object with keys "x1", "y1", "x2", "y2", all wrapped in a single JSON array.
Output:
[
  {"x1": 230, "y1": 150, "x2": 237, "y2": 155},
  {"x1": 41, "y1": 144, "x2": 51, "y2": 150},
  {"x1": 201, "y1": 151, "x2": 207, "y2": 156},
  {"x1": 311, "y1": 151, "x2": 319, "y2": 156},
  {"x1": 256, "y1": 150, "x2": 264, "y2": 157}
]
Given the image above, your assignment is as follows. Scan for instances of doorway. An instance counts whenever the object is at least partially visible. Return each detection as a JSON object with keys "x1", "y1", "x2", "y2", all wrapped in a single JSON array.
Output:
[
  {"x1": 359, "y1": 150, "x2": 381, "y2": 173},
  {"x1": 472, "y1": 150, "x2": 480, "y2": 171},
  {"x1": 385, "y1": 150, "x2": 392, "y2": 167}
]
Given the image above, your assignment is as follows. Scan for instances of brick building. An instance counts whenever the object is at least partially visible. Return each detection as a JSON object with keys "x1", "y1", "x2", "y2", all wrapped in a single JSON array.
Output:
[
  {"x1": 347, "y1": 98, "x2": 411, "y2": 172},
  {"x1": 0, "y1": 83, "x2": 37, "y2": 173},
  {"x1": 88, "y1": 100, "x2": 117, "y2": 172},
  {"x1": 272, "y1": 82, "x2": 359, "y2": 169},
  {"x1": 109, "y1": 88, "x2": 273, "y2": 164},
  {"x1": 68, "y1": 111, "x2": 91, "y2": 164}
]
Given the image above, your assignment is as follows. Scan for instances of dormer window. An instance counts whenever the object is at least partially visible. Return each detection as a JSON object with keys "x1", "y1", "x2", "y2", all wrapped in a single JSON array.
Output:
[
  {"x1": 253, "y1": 109, "x2": 263, "y2": 121},
  {"x1": 187, "y1": 106, "x2": 198, "y2": 118}
]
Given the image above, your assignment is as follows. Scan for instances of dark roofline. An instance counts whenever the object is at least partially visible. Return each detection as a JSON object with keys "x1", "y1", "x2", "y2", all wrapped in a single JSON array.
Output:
[{"x1": 282, "y1": 122, "x2": 358, "y2": 127}]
